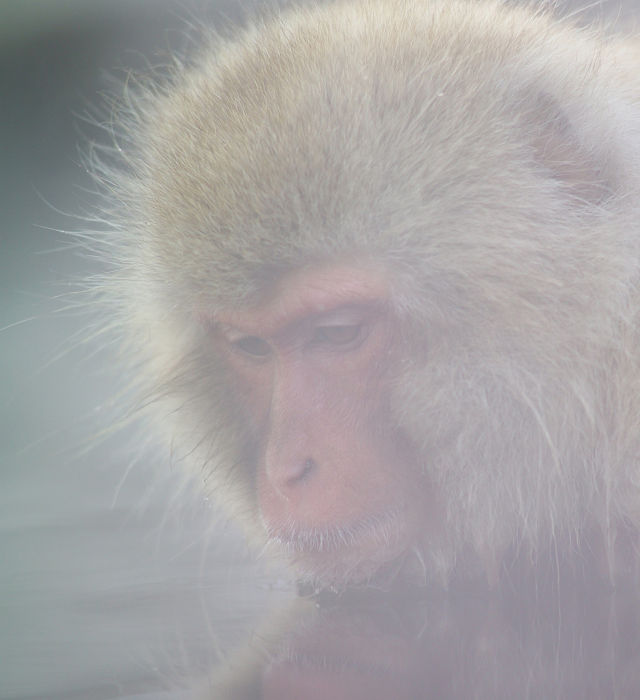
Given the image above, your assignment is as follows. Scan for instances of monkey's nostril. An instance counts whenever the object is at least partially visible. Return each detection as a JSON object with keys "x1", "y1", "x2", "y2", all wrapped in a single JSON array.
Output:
[
  {"x1": 283, "y1": 457, "x2": 316, "y2": 487},
  {"x1": 301, "y1": 458, "x2": 316, "y2": 479}
]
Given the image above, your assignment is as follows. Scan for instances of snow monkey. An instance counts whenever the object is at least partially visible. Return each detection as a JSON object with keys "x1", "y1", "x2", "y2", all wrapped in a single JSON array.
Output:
[{"x1": 95, "y1": 0, "x2": 640, "y2": 590}]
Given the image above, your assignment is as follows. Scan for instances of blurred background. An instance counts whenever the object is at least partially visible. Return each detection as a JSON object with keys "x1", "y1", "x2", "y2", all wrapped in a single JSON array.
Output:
[
  {"x1": 0, "y1": 3, "x2": 289, "y2": 700},
  {"x1": 1, "y1": 2, "x2": 638, "y2": 699}
]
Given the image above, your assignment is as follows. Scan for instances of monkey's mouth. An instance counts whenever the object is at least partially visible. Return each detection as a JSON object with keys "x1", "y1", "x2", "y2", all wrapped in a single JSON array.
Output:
[{"x1": 264, "y1": 508, "x2": 414, "y2": 585}]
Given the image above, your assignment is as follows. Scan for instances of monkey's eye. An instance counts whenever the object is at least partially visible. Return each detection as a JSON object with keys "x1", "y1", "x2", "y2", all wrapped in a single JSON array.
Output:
[
  {"x1": 313, "y1": 324, "x2": 363, "y2": 346},
  {"x1": 231, "y1": 335, "x2": 271, "y2": 357}
]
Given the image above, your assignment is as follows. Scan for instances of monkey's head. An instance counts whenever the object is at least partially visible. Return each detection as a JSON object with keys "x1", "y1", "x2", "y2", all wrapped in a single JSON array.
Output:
[{"x1": 101, "y1": 1, "x2": 640, "y2": 588}]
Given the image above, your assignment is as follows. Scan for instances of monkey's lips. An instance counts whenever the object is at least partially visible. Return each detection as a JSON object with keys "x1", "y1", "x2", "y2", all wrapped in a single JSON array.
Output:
[{"x1": 264, "y1": 508, "x2": 415, "y2": 586}]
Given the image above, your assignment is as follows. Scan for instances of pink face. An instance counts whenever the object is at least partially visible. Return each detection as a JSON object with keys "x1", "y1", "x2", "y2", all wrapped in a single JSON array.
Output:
[{"x1": 211, "y1": 265, "x2": 432, "y2": 584}]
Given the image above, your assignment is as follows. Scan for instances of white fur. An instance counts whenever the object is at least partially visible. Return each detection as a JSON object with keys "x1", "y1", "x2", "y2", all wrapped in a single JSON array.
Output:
[{"x1": 89, "y1": 0, "x2": 640, "y2": 586}]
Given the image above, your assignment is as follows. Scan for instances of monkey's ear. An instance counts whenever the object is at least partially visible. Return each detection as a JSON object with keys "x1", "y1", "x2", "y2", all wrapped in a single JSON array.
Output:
[{"x1": 525, "y1": 92, "x2": 614, "y2": 206}]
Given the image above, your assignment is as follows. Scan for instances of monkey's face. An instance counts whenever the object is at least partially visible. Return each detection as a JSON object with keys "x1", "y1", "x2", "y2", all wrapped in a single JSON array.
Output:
[{"x1": 207, "y1": 264, "x2": 431, "y2": 586}]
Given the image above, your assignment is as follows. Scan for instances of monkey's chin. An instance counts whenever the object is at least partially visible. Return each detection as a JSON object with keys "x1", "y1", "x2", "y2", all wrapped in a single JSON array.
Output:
[{"x1": 263, "y1": 509, "x2": 417, "y2": 590}]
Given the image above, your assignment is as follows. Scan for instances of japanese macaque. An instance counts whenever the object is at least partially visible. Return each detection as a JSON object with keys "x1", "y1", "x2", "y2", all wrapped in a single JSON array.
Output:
[{"x1": 95, "y1": 0, "x2": 640, "y2": 590}]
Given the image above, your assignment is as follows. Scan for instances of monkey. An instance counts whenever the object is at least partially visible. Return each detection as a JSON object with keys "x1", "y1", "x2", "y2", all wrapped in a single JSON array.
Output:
[{"x1": 92, "y1": 0, "x2": 640, "y2": 591}]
